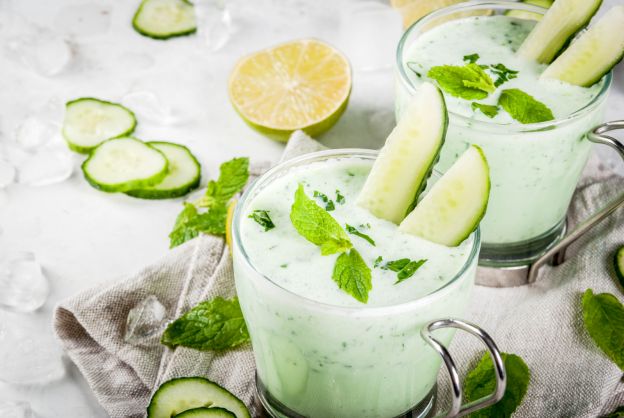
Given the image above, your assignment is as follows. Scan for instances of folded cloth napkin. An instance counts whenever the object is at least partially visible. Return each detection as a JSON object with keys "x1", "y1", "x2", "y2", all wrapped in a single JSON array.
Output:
[{"x1": 54, "y1": 131, "x2": 624, "y2": 418}]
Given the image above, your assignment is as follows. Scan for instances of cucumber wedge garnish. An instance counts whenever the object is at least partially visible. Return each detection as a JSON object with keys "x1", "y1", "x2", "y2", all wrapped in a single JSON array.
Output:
[
  {"x1": 505, "y1": 0, "x2": 553, "y2": 21},
  {"x1": 147, "y1": 377, "x2": 251, "y2": 418},
  {"x1": 615, "y1": 246, "x2": 624, "y2": 289},
  {"x1": 516, "y1": 0, "x2": 602, "y2": 64},
  {"x1": 174, "y1": 407, "x2": 236, "y2": 418},
  {"x1": 133, "y1": 0, "x2": 197, "y2": 40},
  {"x1": 125, "y1": 141, "x2": 201, "y2": 199},
  {"x1": 357, "y1": 82, "x2": 447, "y2": 224},
  {"x1": 82, "y1": 137, "x2": 168, "y2": 193},
  {"x1": 62, "y1": 98, "x2": 136, "y2": 154},
  {"x1": 541, "y1": 6, "x2": 624, "y2": 87},
  {"x1": 399, "y1": 145, "x2": 490, "y2": 247}
]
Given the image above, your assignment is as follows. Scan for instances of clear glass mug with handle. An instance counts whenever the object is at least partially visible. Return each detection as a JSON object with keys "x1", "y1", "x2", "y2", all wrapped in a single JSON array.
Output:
[{"x1": 232, "y1": 150, "x2": 506, "y2": 418}]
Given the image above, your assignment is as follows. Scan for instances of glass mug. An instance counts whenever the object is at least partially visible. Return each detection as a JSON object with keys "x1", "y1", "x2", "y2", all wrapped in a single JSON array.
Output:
[
  {"x1": 232, "y1": 150, "x2": 506, "y2": 418},
  {"x1": 395, "y1": 0, "x2": 613, "y2": 267}
]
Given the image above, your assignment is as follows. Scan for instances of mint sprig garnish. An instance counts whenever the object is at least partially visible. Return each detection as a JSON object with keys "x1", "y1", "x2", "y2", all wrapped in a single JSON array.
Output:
[
  {"x1": 382, "y1": 258, "x2": 427, "y2": 284},
  {"x1": 196, "y1": 157, "x2": 250, "y2": 208},
  {"x1": 332, "y1": 249, "x2": 372, "y2": 303},
  {"x1": 464, "y1": 352, "x2": 530, "y2": 418},
  {"x1": 428, "y1": 63, "x2": 495, "y2": 100},
  {"x1": 161, "y1": 296, "x2": 249, "y2": 351},
  {"x1": 582, "y1": 289, "x2": 624, "y2": 370},
  {"x1": 471, "y1": 102, "x2": 499, "y2": 118},
  {"x1": 248, "y1": 209, "x2": 275, "y2": 231},
  {"x1": 498, "y1": 89, "x2": 554, "y2": 124},
  {"x1": 345, "y1": 224, "x2": 375, "y2": 246}
]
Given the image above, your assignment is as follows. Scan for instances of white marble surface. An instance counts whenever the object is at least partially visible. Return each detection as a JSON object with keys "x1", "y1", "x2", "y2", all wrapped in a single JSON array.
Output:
[{"x1": 0, "y1": 0, "x2": 622, "y2": 417}]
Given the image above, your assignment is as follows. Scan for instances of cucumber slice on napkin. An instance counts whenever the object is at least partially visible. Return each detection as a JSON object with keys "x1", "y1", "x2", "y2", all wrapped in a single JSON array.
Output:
[
  {"x1": 82, "y1": 137, "x2": 168, "y2": 193},
  {"x1": 516, "y1": 0, "x2": 602, "y2": 64},
  {"x1": 615, "y1": 246, "x2": 624, "y2": 289},
  {"x1": 541, "y1": 6, "x2": 624, "y2": 87},
  {"x1": 399, "y1": 145, "x2": 490, "y2": 246},
  {"x1": 125, "y1": 141, "x2": 201, "y2": 199},
  {"x1": 133, "y1": 0, "x2": 197, "y2": 40},
  {"x1": 63, "y1": 98, "x2": 136, "y2": 154},
  {"x1": 357, "y1": 82, "x2": 447, "y2": 224},
  {"x1": 174, "y1": 407, "x2": 236, "y2": 418},
  {"x1": 147, "y1": 377, "x2": 251, "y2": 418}
]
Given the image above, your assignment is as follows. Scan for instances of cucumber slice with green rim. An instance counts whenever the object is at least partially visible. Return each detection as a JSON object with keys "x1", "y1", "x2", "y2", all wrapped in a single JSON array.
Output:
[
  {"x1": 399, "y1": 145, "x2": 490, "y2": 247},
  {"x1": 357, "y1": 82, "x2": 447, "y2": 224},
  {"x1": 174, "y1": 407, "x2": 236, "y2": 418},
  {"x1": 615, "y1": 246, "x2": 624, "y2": 289},
  {"x1": 505, "y1": 0, "x2": 553, "y2": 21},
  {"x1": 125, "y1": 142, "x2": 201, "y2": 199},
  {"x1": 541, "y1": 6, "x2": 624, "y2": 87},
  {"x1": 82, "y1": 137, "x2": 168, "y2": 193},
  {"x1": 516, "y1": 0, "x2": 603, "y2": 64},
  {"x1": 147, "y1": 377, "x2": 251, "y2": 418},
  {"x1": 62, "y1": 98, "x2": 136, "y2": 154},
  {"x1": 133, "y1": 0, "x2": 197, "y2": 40}
]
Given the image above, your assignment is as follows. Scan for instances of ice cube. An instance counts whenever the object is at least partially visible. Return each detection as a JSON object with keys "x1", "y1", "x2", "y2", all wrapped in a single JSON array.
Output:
[
  {"x1": 121, "y1": 91, "x2": 181, "y2": 126},
  {"x1": 0, "y1": 401, "x2": 33, "y2": 418},
  {"x1": 13, "y1": 117, "x2": 56, "y2": 150},
  {"x1": 17, "y1": 148, "x2": 74, "y2": 187},
  {"x1": 0, "y1": 252, "x2": 49, "y2": 313},
  {"x1": 195, "y1": 0, "x2": 232, "y2": 52},
  {"x1": 0, "y1": 159, "x2": 17, "y2": 188},
  {"x1": 53, "y1": 2, "x2": 112, "y2": 37},
  {"x1": 6, "y1": 30, "x2": 73, "y2": 77},
  {"x1": 124, "y1": 295, "x2": 169, "y2": 346}
]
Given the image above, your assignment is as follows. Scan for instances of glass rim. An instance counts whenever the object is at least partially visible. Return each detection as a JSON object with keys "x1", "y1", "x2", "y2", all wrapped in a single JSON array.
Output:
[
  {"x1": 395, "y1": 0, "x2": 613, "y2": 133},
  {"x1": 232, "y1": 149, "x2": 481, "y2": 316}
]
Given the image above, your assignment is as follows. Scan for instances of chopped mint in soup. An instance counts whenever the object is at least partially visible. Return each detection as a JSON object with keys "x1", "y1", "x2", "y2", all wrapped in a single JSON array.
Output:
[
  {"x1": 471, "y1": 102, "x2": 499, "y2": 118},
  {"x1": 373, "y1": 256, "x2": 383, "y2": 268},
  {"x1": 345, "y1": 224, "x2": 376, "y2": 246},
  {"x1": 383, "y1": 258, "x2": 427, "y2": 284},
  {"x1": 248, "y1": 209, "x2": 275, "y2": 231},
  {"x1": 335, "y1": 189, "x2": 345, "y2": 204},
  {"x1": 463, "y1": 53, "x2": 480, "y2": 64},
  {"x1": 313, "y1": 190, "x2": 336, "y2": 211},
  {"x1": 489, "y1": 63, "x2": 519, "y2": 87}
]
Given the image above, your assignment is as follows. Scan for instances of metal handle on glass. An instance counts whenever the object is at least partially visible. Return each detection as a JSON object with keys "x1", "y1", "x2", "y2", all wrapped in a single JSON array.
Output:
[
  {"x1": 421, "y1": 319, "x2": 506, "y2": 418},
  {"x1": 527, "y1": 120, "x2": 624, "y2": 283}
]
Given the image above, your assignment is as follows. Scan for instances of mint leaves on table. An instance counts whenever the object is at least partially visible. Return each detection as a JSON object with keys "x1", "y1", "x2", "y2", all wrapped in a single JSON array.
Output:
[
  {"x1": 463, "y1": 53, "x2": 480, "y2": 64},
  {"x1": 332, "y1": 249, "x2": 373, "y2": 303},
  {"x1": 498, "y1": 89, "x2": 554, "y2": 124},
  {"x1": 248, "y1": 209, "x2": 275, "y2": 231},
  {"x1": 169, "y1": 157, "x2": 249, "y2": 248},
  {"x1": 345, "y1": 224, "x2": 375, "y2": 246},
  {"x1": 464, "y1": 352, "x2": 530, "y2": 418},
  {"x1": 161, "y1": 296, "x2": 249, "y2": 351},
  {"x1": 382, "y1": 258, "x2": 427, "y2": 284},
  {"x1": 489, "y1": 63, "x2": 519, "y2": 87},
  {"x1": 581, "y1": 289, "x2": 624, "y2": 370},
  {"x1": 428, "y1": 63, "x2": 496, "y2": 100},
  {"x1": 471, "y1": 102, "x2": 499, "y2": 118}
]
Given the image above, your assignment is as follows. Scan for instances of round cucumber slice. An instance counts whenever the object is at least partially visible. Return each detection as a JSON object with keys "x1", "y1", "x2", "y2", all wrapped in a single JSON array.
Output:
[
  {"x1": 357, "y1": 82, "x2": 447, "y2": 224},
  {"x1": 125, "y1": 141, "x2": 201, "y2": 199},
  {"x1": 615, "y1": 246, "x2": 624, "y2": 289},
  {"x1": 82, "y1": 137, "x2": 168, "y2": 193},
  {"x1": 63, "y1": 98, "x2": 136, "y2": 154},
  {"x1": 147, "y1": 377, "x2": 251, "y2": 418},
  {"x1": 174, "y1": 407, "x2": 236, "y2": 418},
  {"x1": 399, "y1": 145, "x2": 490, "y2": 247},
  {"x1": 133, "y1": 0, "x2": 197, "y2": 40},
  {"x1": 541, "y1": 6, "x2": 624, "y2": 87},
  {"x1": 516, "y1": 0, "x2": 603, "y2": 64},
  {"x1": 505, "y1": 0, "x2": 553, "y2": 21}
]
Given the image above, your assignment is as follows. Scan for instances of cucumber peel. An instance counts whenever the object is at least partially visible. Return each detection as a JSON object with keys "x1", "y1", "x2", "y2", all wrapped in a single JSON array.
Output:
[
  {"x1": 174, "y1": 407, "x2": 236, "y2": 418},
  {"x1": 615, "y1": 246, "x2": 624, "y2": 290},
  {"x1": 505, "y1": 0, "x2": 553, "y2": 21},
  {"x1": 399, "y1": 145, "x2": 490, "y2": 247},
  {"x1": 147, "y1": 377, "x2": 251, "y2": 418},
  {"x1": 517, "y1": 0, "x2": 603, "y2": 64},
  {"x1": 541, "y1": 6, "x2": 624, "y2": 87},
  {"x1": 357, "y1": 82, "x2": 447, "y2": 224},
  {"x1": 125, "y1": 141, "x2": 201, "y2": 199},
  {"x1": 133, "y1": 0, "x2": 197, "y2": 40}
]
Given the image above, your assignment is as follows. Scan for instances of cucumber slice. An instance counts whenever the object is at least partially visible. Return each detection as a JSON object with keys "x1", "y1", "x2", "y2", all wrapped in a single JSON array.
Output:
[
  {"x1": 399, "y1": 145, "x2": 490, "y2": 247},
  {"x1": 62, "y1": 98, "x2": 136, "y2": 154},
  {"x1": 174, "y1": 407, "x2": 236, "y2": 418},
  {"x1": 357, "y1": 82, "x2": 447, "y2": 224},
  {"x1": 516, "y1": 0, "x2": 602, "y2": 64},
  {"x1": 505, "y1": 0, "x2": 553, "y2": 21},
  {"x1": 541, "y1": 6, "x2": 624, "y2": 87},
  {"x1": 133, "y1": 0, "x2": 197, "y2": 40},
  {"x1": 82, "y1": 137, "x2": 168, "y2": 193},
  {"x1": 615, "y1": 246, "x2": 624, "y2": 289},
  {"x1": 147, "y1": 377, "x2": 251, "y2": 418},
  {"x1": 125, "y1": 142, "x2": 201, "y2": 199}
]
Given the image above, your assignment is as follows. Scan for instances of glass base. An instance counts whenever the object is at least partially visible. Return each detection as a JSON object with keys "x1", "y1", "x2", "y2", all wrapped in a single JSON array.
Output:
[
  {"x1": 255, "y1": 374, "x2": 436, "y2": 418},
  {"x1": 479, "y1": 218, "x2": 567, "y2": 268}
]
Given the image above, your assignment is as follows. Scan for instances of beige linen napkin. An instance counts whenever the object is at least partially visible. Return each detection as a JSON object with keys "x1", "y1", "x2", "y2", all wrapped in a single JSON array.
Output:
[{"x1": 54, "y1": 131, "x2": 624, "y2": 418}]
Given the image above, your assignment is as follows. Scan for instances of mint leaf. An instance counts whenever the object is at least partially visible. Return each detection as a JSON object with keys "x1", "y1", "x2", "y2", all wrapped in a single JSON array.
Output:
[
  {"x1": 345, "y1": 224, "x2": 375, "y2": 246},
  {"x1": 464, "y1": 352, "x2": 530, "y2": 418},
  {"x1": 197, "y1": 157, "x2": 249, "y2": 207},
  {"x1": 498, "y1": 89, "x2": 554, "y2": 124},
  {"x1": 463, "y1": 53, "x2": 480, "y2": 64},
  {"x1": 313, "y1": 190, "x2": 335, "y2": 211},
  {"x1": 332, "y1": 249, "x2": 372, "y2": 303},
  {"x1": 383, "y1": 258, "x2": 427, "y2": 284},
  {"x1": 169, "y1": 203, "x2": 201, "y2": 248},
  {"x1": 471, "y1": 102, "x2": 499, "y2": 118},
  {"x1": 428, "y1": 63, "x2": 495, "y2": 100},
  {"x1": 191, "y1": 204, "x2": 227, "y2": 235},
  {"x1": 161, "y1": 296, "x2": 249, "y2": 351},
  {"x1": 290, "y1": 184, "x2": 352, "y2": 255},
  {"x1": 582, "y1": 289, "x2": 624, "y2": 370},
  {"x1": 489, "y1": 63, "x2": 518, "y2": 87},
  {"x1": 602, "y1": 406, "x2": 624, "y2": 417},
  {"x1": 374, "y1": 256, "x2": 383, "y2": 268},
  {"x1": 335, "y1": 189, "x2": 345, "y2": 205},
  {"x1": 248, "y1": 209, "x2": 275, "y2": 231}
]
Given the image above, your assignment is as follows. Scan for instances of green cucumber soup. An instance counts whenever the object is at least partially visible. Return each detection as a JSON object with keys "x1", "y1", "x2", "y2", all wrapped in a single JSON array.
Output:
[
  {"x1": 396, "y1": 10, "x2": 610, "y2": 264},
  {"x1": 232, "y1": 151, "x2": 479, "y2": 418}
]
